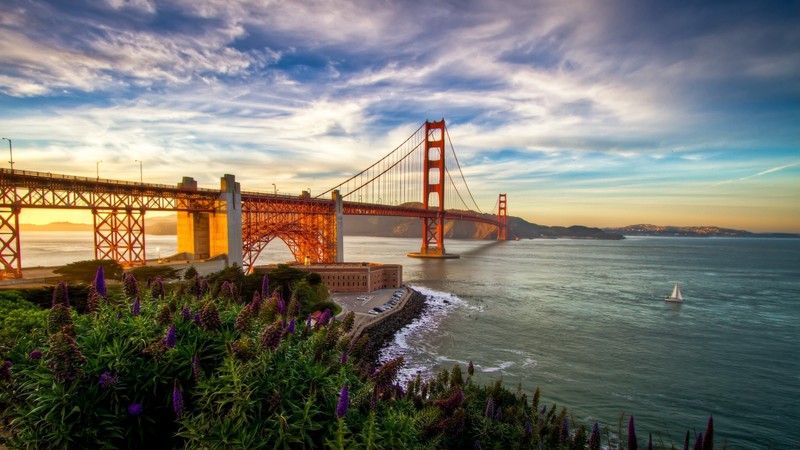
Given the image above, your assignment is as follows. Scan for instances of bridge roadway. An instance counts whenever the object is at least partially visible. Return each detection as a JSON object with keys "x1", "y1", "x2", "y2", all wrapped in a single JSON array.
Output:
[{"x1": 1, "y1": 168, "x2": 506, "y2": 278}]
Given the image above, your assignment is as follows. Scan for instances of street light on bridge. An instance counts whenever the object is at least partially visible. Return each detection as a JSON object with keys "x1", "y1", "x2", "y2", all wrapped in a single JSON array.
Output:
[
  {"x1": 1, "y1": 138, "x2": 12, "y2": 171},
  {"x1": 96, "y1": 160, "x2": 102, "y2": 180},
  {"x1": 272, "y1": 183, "x2": 276, "y2": 195},
  {"x1": 134, "y1": 159, "x2": 143, "y2": 183}
]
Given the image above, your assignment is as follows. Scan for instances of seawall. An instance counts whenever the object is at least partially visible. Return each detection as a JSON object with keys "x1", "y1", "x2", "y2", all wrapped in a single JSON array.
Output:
[{"x1": 356, "y1": 288, "x2": 428, "y2": 364}]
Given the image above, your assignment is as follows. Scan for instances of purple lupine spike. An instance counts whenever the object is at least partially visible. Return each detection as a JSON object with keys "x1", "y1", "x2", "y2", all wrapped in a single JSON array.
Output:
[
  {"x1": 127, "y1": 402, "x2": 144, "y2": 416},
  {"x1": 52, "y1": 282, "x2": 70, "y2": 308},
  {"x1": 193, "y1": 313, "x2": 201, "y2": 326},
  {"x1": 28, "y1": 350, "x2": 42, "y2": 360},
  {"x1": 588, "y1": 422, "x2": 601, "y2": 450},
  {"x1": 132, "y1": 297, "x2": 141, "y2": 316},
  {"x1": 172, "y1": 380, "x2": 184, "y2": 417},
  {"x1": 192, "y1": 353, "x2": 201, "y2": 381},
  {"x1": 336, "y1": 385, "x2": 349, "y2": 418},
  {"x1": 150, "y1": 277, "x2": 164, "y2": 299},
  {"x1": 164, "y1": 324, "x2": 177, "y2": 349},
  {"x1": 560, "y1": 416, "x2": 569, "y2": 443},
  {"x1": 484, "y1": 396, "x2": 494, "y2": 418},
  {"x1": 94, "y1": 266, "x2": 107, "y2": 298},
  {"x1": 524, "y1": 419, "x2": 533, "y2": 439},
  {"x1": 286, "y1": 318, "x2": 295, "y2": 334},
  {"x1": 628, "y1": 415, "x2": 638, "y2": 450},
  {"x1": 277, "y1": 298, "x2": 285, "y2": 316},
  {"x1": 123, "y1": 273, "x2": 138, "y2": 298},
  {"x1": 198, "y1": 277, "x2": 209, "y2": 296},
  {"x1": 181, "y1": 307, "x2": 191, "y2": 322},
  {"x1": 340, "y1": 351, "x2": 347, "y2": 365},
  {"x1": 250, "y1": 291, "x2": 262, "y2": 313},
  {"x1": 703, "y1": 416, "x2": 714, "y2": 450},
  {"x1": 693, "y1": 432, "x2": 703, "y2": 450},
  {"x1": 261, "y1": 275, "x2": 269, "y2": 298}
]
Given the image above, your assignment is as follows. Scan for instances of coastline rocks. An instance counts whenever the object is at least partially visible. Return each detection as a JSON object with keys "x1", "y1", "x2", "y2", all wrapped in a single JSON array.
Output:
[{"x1": 358, "y1": 289, "x2": 428, "y2": 365}]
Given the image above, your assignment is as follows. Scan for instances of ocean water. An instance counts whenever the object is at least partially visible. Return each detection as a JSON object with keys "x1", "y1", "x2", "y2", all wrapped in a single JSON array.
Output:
[{"x1": 16, "y1": 232, "x2": 800, "y2": 448}]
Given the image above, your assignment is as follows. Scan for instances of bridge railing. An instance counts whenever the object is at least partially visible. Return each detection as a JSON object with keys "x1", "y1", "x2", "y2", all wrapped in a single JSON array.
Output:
[{"x1": 0, "y1": 168, "x2": 219, "y2": 194}]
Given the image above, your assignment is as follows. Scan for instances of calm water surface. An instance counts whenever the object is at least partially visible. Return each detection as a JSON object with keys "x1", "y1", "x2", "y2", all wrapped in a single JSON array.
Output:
[{"x1": 19, "y1": 233, "x2": 800, "y2": 448}]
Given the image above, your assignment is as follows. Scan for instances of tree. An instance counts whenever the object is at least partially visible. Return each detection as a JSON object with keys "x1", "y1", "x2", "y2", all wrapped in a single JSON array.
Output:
[{"x1": 53, "y1": 260, "x2": 123, "y2": 283}]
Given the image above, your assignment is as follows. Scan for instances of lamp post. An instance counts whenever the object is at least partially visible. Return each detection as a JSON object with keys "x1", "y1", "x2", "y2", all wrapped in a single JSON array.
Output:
[
  {"x1": 272, "y1": 183, "x2": 277, "y2": 195},
  {"x1": 134, "y1": 159, "x2": 143, "y2": 183},
  {"x1": 1, "y1": 138, "x2": 12, "y2": 171},
  {"x1": 96, "y1": 160, "x2": 102, "y2": 180}
]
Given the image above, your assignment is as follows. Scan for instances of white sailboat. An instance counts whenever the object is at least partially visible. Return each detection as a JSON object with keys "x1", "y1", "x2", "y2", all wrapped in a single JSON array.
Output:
[{"x1": 665, "y1": 283, "x2": 684, "y2": 303}]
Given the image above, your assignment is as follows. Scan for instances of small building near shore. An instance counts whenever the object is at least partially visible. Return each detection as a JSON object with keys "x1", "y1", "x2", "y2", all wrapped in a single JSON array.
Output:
[{"x1": 258, "y1": 262, "x2": 402, "y2": 293}]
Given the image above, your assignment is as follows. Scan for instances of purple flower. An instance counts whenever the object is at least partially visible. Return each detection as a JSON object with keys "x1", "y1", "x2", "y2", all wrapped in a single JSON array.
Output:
[
  {"x1": 116, "y1": 312, "x2": 122, "y2": 320},
  {"x1": 172, "y1": 380, "x2": 184, "y2": 417},
  {"x1": 98, "y1": 371, "x2": 119, "y2": 389},
  {"x1": 560, "y1": 416, "x2": 570, "y2": 443},
  {"x1": 628, "y1": 415, "x2": 638, "y2": 450},
  {"x1": 277, "y1": 297, "x2": 285, "y2": 316},
  {"x1": 150, "y1": 277, "x2": 164, "y2": 299},
  {"x1": 588, "y1": 422, "x2": 601, "y2": 450},
  {"x1": 693, "y1": 432, "x2": 703, "y2": 450},
  {"x1": 340, "y1": 351, "x2": 347, "y2": 365},
  {"x1": 0, "y1": 360, "x2": 12, "y2": 383},
  {"x1": 261, "y1": 274, "x2": 269, "y2": 298},
  {"x1": 127, "y1": 402, "x2": 143, "y2": 416},
  {"x1": 164, "y1": 324, "x2": 177, "y2": 349},
  {"x1": 286, "y1": 318, "x2": 296, "y2": 334},
  {"x1": 524, "y1": 419, "x2": 533, "y2": 439},
  {"x1": 192, "y1": 353, "x2": 201, "y2": 381},
  {"x1": 46, "y1": 331, "x2": 87, "y2": 382},
  {"x1": 484, "y1": 396, "x2": 494, "y2": 418},
  {"x1": 132, "y1": 297, "x2": 141, "y2": 316},
  {"x1": 52, "y1": 282, "x2": 70, "y2": 308},
  {"x1": 336, "y1": 385, "x2": 349, "y2": 418},
  {"x1": 703, "y1": 416, "x2": 714, "y2": 450},
  {"x1": 94, "y1": 266, "x2": 107, "y2": 298},
  {"x1": 305, "y1": 314, "x2": 312, "y2": 328},
  {"x1": 181, "y1": 307, "x2": 192, "y2": 322},
  {"x1": 29, "y1": 350, "x2": 43, "y2": 360},
  {"x1": 123, "y1": 273, "x2": 138, "y2": 298},
  {"x1": 250, "y1": 291, "x2": 262, "y2": 314}
]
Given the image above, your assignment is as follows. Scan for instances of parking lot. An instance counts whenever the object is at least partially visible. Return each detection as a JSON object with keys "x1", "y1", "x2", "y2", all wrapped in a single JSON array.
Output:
[{"x1": 332, "y1": 287, "x2": 409, "y2": 319}]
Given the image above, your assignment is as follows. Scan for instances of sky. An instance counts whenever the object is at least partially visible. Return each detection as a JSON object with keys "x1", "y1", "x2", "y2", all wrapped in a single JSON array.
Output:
[{"x1": 1, "y1": 0, "x2": 798, "y2": 232}]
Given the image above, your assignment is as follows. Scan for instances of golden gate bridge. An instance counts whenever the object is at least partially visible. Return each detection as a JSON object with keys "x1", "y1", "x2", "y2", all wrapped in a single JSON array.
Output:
[{"x1": 0, "y1": 120, "x2": 508, "y2": 278}]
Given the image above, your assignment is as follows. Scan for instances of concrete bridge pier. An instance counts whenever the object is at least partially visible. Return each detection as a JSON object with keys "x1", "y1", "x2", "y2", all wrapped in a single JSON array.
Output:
[{"x1": 177, "y1": 175, "x2": 242, "y2": 268}]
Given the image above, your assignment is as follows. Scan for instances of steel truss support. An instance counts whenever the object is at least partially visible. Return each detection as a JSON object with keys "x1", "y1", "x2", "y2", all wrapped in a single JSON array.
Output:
[
  {"x1": 418, "y1": 120, "x2": 447, "y2": 256},
  {"x1": 497, "y1": 193, "x2": 508, "y2": 240},
  {"x1": 0, "y1": 206, "x2": 22, "y2": 278},
  {"x1": 241, "y1": 196, "x2": 338, "y2": 274},
  {"x1": 93, "y1": 207, "x2": 146, "y2": 267}
]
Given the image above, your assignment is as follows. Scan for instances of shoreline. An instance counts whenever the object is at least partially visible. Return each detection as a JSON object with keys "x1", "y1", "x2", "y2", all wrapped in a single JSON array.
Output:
[{"x1": 348, "y1": 288, "x2": 429, "y2": 365}]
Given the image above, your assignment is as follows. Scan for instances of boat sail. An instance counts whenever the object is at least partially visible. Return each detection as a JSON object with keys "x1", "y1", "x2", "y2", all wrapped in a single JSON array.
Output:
[{"x1": 665, "y1": 283, "x2": 683, "y2": 303}]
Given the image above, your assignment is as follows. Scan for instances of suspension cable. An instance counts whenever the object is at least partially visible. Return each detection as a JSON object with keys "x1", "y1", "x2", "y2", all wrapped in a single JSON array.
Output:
[{"x1": 445, "y1": 126, "x2": 483, "y2": 213}]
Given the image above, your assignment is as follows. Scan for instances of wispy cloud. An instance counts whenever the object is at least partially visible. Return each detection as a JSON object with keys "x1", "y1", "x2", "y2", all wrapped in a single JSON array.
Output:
[{"x1": 0, "y1": 0, "x2": 798, "y2": 231}]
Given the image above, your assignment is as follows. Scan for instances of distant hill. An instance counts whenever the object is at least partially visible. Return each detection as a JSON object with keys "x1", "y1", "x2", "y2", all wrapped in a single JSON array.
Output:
[
  {"x1": 344, "y1": 203, "x2": 622, "y2": 240},
  {"x1": 21, "y1": 216, "x2": 177, "y2": 235},
  {"x1": 603, "y1": 224, "x2": 799, "y2": 238},
  {"x1": 21, "y1": 210, "x2": 622, "y2": 240}
]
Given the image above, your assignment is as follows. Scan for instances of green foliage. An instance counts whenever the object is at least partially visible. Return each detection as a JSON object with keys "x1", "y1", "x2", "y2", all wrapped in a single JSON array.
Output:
[
  {"x1": 183, "y1": 265, "x2": 198, "y2": 280},
  {"x1": 127, "y1": 265, "x2": 181, "y2": 281},
  {"x1": 53, "y1": 260, "x2": 123, "y2": 283},
  {"x1": 0, "y1": 292, "x2": 47, "y2": 348},
  {"x1": 0, "y1": 277, "x2": 714, "y2": 449}
]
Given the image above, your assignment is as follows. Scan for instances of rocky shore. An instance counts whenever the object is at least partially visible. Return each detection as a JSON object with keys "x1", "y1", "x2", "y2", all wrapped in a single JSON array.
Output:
[{"x1": 357, "y1": 288, "x2": 428, "y2": 364}]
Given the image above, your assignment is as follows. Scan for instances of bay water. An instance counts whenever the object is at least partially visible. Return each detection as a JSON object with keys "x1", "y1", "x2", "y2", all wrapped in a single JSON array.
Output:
[{"x1": 17, "y1": 232, "x2": 800, "y2": 448}]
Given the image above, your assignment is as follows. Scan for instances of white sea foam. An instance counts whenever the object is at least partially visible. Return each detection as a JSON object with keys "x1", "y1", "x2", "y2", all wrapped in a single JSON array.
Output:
[{"x1": 377, "y1": 285, "x2": 470, "y2": 383}]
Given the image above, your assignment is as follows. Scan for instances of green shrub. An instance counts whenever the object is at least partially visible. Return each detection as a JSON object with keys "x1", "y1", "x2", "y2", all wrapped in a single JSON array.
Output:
[
  {"x1": 127, "y1": 265, "x2": 181, "y2": 281},
  {"x1": 0, "y1": 292, "x2": 47, "y2": 348},
  {"x1": 53, "y1": 260, "x2": 123, "y2": 283}
]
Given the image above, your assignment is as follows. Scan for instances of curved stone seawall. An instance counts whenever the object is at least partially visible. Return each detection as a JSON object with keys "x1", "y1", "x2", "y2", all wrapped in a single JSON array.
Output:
[{"x1": 357, "y1": 288, "x2": 428, "y2": 364}]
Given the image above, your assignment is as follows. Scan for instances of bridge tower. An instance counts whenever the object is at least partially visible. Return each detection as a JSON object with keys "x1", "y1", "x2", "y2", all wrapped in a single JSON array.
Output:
[
  {"x1": 498, "y1": 193, "x2": 508, "y2": 240},
  {"x1": 0, "y1": 205, "x2": 22, "y2": 278},
  {"x1": 408, "y1": 120, "x2": 458, "y2": 259}
]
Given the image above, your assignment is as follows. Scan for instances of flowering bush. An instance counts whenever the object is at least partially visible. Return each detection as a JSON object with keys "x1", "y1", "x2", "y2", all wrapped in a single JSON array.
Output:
[{"x1": 0, "y1": 268, "x2": 717, "y2": 449}]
